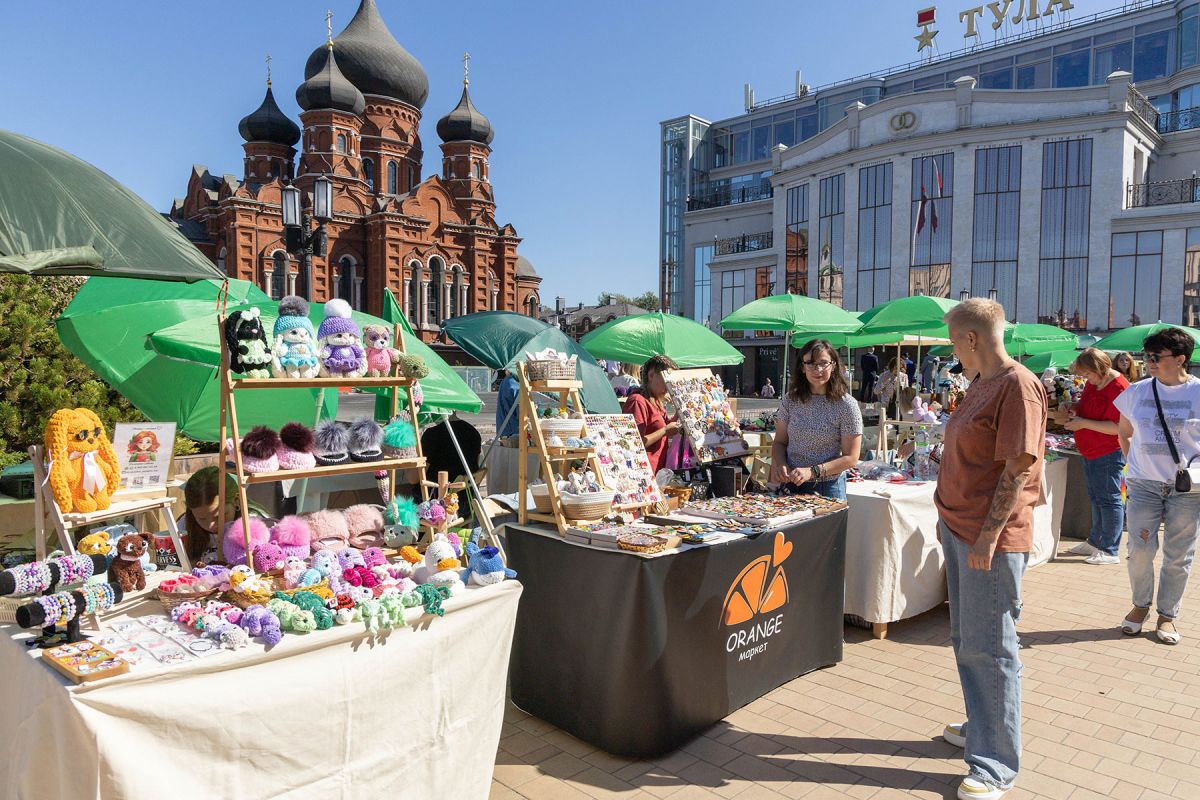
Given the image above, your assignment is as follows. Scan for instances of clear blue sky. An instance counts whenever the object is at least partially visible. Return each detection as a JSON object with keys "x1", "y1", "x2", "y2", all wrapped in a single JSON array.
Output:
[{"x1": 1, "y1": 0, "x2": 1110, "y2": 306}]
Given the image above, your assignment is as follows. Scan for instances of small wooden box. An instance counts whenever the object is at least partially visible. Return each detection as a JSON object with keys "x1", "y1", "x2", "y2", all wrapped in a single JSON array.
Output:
[{"x1": 42, "y1": 641, "x2": 129, "y2": 683}]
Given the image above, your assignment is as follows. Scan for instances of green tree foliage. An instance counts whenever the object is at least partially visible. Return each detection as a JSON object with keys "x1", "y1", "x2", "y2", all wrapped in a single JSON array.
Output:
[
  {"x1": 0, "y1": 276, "x2": 143, "y2": 468},
  {"x1": 596, "y1": 291, "x2": 661, "y2": 311}
]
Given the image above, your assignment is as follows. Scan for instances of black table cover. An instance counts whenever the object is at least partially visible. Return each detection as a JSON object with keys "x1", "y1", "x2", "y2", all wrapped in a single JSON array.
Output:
[
  {"x1": 504, "y1": 510, "x2": 847, "y2": 757},
  {"x1": 1055, "y1": 450, "x2": 1091, "y2": 540}
]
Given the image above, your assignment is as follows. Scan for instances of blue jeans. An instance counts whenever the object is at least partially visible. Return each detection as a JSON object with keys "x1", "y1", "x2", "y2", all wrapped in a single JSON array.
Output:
[
  {"x1": 1081, "y1": 449, "x2": 1126, "y2": 556},
  {"x1": 1126, "y1": 478, "x2": 1200, "y2": 620},
  {"x1": 940, "y1": 521, "x2": 1028, "y2": 789},
  {"x1": 781, "y1": 473, "x2": 847, "y2": 501}
]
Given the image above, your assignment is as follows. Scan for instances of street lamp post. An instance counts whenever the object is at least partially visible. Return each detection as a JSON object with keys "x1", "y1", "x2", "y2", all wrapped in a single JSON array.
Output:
[{"x1": 281, "y1": 176, "x2": 333, "y2": 300}]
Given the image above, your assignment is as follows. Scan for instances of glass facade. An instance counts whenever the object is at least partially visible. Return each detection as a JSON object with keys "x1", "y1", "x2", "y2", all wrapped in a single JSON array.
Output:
[
  {"x1": 910, "y1": 154, "x2": 954, "y2": 298},
  {"x1": 972, "y1": 146, "x2": 1022, "y2": 320},
  {"x1": 1183, "y1": 5, "x2": 1199, "y2": 70},
  {"x1": 694, "y1": 244, "x2": 713, "y2": 328},
  {"x1": 785, "y1": 185, "x2": 809, "y2": 295},
  {"x1": 1038, "y1": 139, "x2": 1093, "y2": 329},
  {"x1": 661, "y1": 122, "x2": 687, "y2": 314},
  {"x1": 1109, "y1": 231, "x2": 1162, "y2": 328},
  {"x1": 1186, "y1": 227, "x2": 1200, "y2": 327},
  {"x1": 818, "y1": 174, "x2": 845, "y2": 307},
  {"x1": 857, "y1": 163, "x2": 892, "y2": 310},
  {"x1": 719, "y1": 269, "x2": 747, "y2": 339}
]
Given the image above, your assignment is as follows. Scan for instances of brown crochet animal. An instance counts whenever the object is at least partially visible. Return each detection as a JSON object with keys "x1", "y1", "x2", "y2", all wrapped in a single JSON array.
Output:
[
  {"x1": 108, "y1": 533, "x2": 149, "y2": 592},
  {"x1": 44, "y1": 408, "x2": 120, "y2": 514}
]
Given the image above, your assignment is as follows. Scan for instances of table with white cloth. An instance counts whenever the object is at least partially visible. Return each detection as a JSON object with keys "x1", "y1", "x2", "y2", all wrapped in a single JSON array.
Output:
[
  {"x1": 0, "y1": 579, "x2": 522, "y2": 800},
  {"x1": 844, "y1": 456, "x2": 1068, "y2": 638}
]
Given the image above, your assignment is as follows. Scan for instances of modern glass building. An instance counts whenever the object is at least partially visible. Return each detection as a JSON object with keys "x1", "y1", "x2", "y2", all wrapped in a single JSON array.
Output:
[{"x1": 660, "y1": 0, "x2": 1200, "y2": 392}]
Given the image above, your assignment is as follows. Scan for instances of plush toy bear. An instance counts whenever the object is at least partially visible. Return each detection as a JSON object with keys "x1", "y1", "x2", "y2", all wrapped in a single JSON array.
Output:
[
  {"x1": 251, "y1": 542, "x2": 287, "y2": 573},
  {"x1": 271, "y1": 296, "x2": 320, "y2": 379},
  {"x1": 362, "y1": 324, "x2": 401, "y2": 377},
  {"x1": 223, "y1": 307, "x2": 273, "y2": 378},
  {"x1": 44, "y1": 408, "x2": 120, "y2": 514},
  {"x1": 108, "y1": 533, "x2": 150, "y2": 592},
  {"x1": 317, "y1": 298, "x2": 365, "y2": 378}
]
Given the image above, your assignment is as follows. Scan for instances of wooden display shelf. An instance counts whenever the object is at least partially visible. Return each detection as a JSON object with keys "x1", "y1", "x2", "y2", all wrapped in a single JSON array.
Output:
[
  {"x1": 228, "y1": 376, "x2": 413, "y2": 390},
  {"x1": 236, "y1": 457, "x2": 426, "y2": 485},
  {"x1": 543, "y1": 447, "x2": 595, "y2": 460},
  {"x1": 529, "y1": 379, "x2": 583, "y2": 391}
]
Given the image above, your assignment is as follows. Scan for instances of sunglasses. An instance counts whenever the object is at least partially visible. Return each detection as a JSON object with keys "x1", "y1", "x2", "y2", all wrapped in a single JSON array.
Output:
[
  {"x1": 74, "y1": 427, "x2": 103, "y2": 441},
  {"x1": 1145, "y1": 353, "x2": 1180, "y2": 364}
]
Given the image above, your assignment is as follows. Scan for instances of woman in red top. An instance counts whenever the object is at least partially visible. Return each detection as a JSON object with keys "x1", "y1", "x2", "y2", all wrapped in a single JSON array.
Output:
[
  {"x1": 625, "y1": 355, "x2": 682, "y2": 475},
  {"x1": 1057, "y1": 348, "x2": 1130, "y2": 564}
]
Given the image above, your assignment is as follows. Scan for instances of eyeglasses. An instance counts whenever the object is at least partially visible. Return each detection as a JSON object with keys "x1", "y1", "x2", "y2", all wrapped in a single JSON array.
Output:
[
  {"x1": 1145, "y1": 353, "x2": 1178, "y2": 364},
  {"x1": 802, "y1": 360, "x2": 834, "y2": 371}
]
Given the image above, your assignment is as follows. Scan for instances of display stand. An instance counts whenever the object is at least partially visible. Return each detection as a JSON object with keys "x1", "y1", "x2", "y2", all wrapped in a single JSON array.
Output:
[
  {"x1": 29, "y1": 445, "x2": 189, "y2": 572},
  {"x1": 217, "y1": 320, "x2": 428, "y2": 565}
]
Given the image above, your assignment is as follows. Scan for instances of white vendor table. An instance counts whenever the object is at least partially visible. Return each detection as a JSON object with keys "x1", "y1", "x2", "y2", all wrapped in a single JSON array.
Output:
[
  {"x1": 844, "y1": 456, "x2": 1067, "y2": 638},
  {"x1": 0, "y1": 580, "x2": 522, "y2": 800}
]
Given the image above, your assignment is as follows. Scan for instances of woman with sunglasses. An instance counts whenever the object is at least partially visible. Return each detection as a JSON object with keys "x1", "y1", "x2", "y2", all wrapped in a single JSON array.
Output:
[
  {"x1": 769, "y1": 339, "x2": 863, "y2": 500},
  {"x1": 1113, "y1": 328, "x2": 1200, "y2": 644}
]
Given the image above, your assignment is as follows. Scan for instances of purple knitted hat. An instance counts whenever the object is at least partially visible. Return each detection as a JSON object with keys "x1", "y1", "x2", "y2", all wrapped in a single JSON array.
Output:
[{"x1": 318, "y1": 298, "x2": 359, "y2": 340}]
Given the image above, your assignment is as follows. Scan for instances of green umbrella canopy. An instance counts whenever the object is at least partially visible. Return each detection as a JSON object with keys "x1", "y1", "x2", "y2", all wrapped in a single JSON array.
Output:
[
  {"x1": 1093, "y1": 322, "x2": 1200, "y2": 362},
  {"x1": 720, "y1": 294, "x2": 861, "y2": 334},
  {"x1": 582, "y1": 312, "x2": 744, "y2": 368},
  {"x1": 0, "y1": 130, "x2": 223, "y2": 281},
  {"x1": 1003, "y1": 323, "x2": 1077, "y2": 357},
  {"x1": 856, "y1": 295, "x2": 960, "y2": 338},
  {"x1": 441, "y1": 311, "x2": 620, "y2": 413},
  {"x1": 1022, "y1": 349, "x2": 1083, "y2": 374}
]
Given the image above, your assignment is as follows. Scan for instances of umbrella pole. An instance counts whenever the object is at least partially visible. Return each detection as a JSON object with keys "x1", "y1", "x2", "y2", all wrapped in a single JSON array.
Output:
[
  {"x1": 442, "y1": 416, "x2": 502, "y2": 560},
  {"x1": 782, "y1": 332, "x2": 790, "y2": 392}
]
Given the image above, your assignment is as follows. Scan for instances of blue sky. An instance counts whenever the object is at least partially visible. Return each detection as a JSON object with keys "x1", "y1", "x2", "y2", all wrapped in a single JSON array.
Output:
[{"x1": 1, "y1": 0, "x2": 1111, "y2": 305}]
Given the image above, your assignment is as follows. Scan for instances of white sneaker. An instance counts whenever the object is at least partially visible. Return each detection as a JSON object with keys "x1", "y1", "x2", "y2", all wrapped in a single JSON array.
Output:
[
  {"x1": 1066, "y1": 541, "x2": 1098, "y2": 556},
  {"x1": 1085, "y1": 552, "x2": 1120, "y2": 565},
  {"x1": 957, "y1": 776, "x2": 1009, "y2": 799},
  {"x1": 942, "y1": 722, "x2": 966, "y2": 748}
]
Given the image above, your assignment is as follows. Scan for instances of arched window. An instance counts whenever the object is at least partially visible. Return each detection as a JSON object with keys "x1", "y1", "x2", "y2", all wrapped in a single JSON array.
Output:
[
  {"x1": 408, "y1": 260, "x2": 422, "y2": 322},
  {"x1": 472, "y1": 162, "x2": 482, "y2": 180},
  {"x1": 408, "y1": 164, "x2": 416, "y2": 189},
  {"x1": 362, "y1": 158, "x2": 375, "y2": 191},
  {"x1": 270, "y1": 251, "x2": 287, "y2": 300},
  {"x1": 337, "y1": 255, "x2": 357, "y2": 308},
  {"x1": 527, "y1": 296, "x2": 539, "y2": 317},
  {"x1": 217, "y1": 246, "x2": 227, "y2": 275},
  {"x1": 336, "y1": 133, "x2": 347, "y2": 153},
  {"x1": 450, "y1": 266, "x2": 462, "y2": 318},
  {"x1": 428, "y1": 257, "x2": 444, "y2": 323},
  {"x1": 387, "y1": 161, "x2": 398, "y2": 194}
]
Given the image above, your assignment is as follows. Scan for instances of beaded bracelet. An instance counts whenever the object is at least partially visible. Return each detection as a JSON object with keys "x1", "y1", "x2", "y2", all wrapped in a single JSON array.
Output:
[
  {"x1": 12, "y1": 561, "x2": 53, "y2": 595},
  {"x1": 80, "y1": 583, "x2": 113, "y2": 614},
  {"x1": 36, "y1": 594, "x2": 61, "y2": 625},
  {"x1": 55, "y1": 591, "x2": 77, "y2": 624},
  {"x1": 54, "y1": 554, "x2": 94, "y2": 585}
]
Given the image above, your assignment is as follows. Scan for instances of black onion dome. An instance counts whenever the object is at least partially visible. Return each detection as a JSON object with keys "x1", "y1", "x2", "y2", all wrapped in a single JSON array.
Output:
[
  {"x1": 296, "y1": 45, "x2": 365, "y2": 115},
  {"x1": 238, "y1": 86, "x2": 301, "y2": 146},
  {"x1": 304, "y1": 0, "x2": 429, "y2": 108},
  {"x1": 436, "y1": 86, "x2": 494, "y2": 145}
]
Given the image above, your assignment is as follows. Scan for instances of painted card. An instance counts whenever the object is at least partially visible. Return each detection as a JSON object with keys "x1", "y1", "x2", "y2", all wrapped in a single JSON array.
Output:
[
  {"x1": 582, "y1": 414, "x2": 665, "y2": 507},
  {"x1": 663, "y1": 368, "x2": 750, "y2": 463},
  {"x1": 112, "y1": 423, "x2": 176, "y2": 491}
]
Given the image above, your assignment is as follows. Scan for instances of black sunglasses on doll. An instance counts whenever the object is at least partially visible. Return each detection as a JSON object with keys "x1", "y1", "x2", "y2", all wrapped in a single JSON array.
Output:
[{"x1": 74, "y1": 427, "x2": 102, "y2": 441}]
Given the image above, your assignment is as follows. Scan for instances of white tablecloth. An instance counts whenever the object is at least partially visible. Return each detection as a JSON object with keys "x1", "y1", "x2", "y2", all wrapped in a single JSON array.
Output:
[
  {"x1": 0, "y1": 580, "x2": 522, "y2": 800},
  {"x1": 844, "y1": 457, "x2": 1068, "y2": 625}
]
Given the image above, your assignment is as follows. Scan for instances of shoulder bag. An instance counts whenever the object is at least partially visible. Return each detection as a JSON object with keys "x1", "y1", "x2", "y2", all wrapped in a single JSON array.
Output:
[{"x1": 1151, "y1": 378, "x2": 1199, "y2": 493}]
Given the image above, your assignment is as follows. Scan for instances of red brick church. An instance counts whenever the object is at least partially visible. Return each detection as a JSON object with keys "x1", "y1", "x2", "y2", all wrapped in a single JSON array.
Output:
[{"x1": 168, "y1": 0, "x2": 541, "y2": 344}]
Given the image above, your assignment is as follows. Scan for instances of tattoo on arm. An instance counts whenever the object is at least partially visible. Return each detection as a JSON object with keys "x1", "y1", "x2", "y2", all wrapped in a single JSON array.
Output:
[{"x1": 979, "y1": 456, "x2": 1036, "y2": 543}]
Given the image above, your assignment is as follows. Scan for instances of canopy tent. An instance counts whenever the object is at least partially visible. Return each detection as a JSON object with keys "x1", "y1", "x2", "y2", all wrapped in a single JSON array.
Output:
[
  {"x1": 581, "y1": 312, "x2": 743, "y2": 368},
  {"x1": 1093, "y1": 321, "x2": 1200, "y2": 363},
  {"x1": 0, "y1": 130, "x2": 223, "y2": 282}
]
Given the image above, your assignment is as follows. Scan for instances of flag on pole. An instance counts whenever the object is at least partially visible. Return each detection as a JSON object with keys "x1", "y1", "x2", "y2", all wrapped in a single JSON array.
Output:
[{"x1": 930, "y1": 158, "x2": 942, "y2": 233}]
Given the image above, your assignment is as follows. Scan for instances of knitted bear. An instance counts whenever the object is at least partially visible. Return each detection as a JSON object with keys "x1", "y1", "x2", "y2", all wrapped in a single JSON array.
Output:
[
  {"x1": 317, "y1": 298, "x2": 365, "y2": 378},
  {"x1": 108, "y1": 533, "x2": 149, "y2": 592},
  {"x1": 361, "y1": 324, "x2": 401, "y2": 377},
  {"x1": 238, "y1": 604, "x2": 283, "y2": 646},
  {"x1": 223, "y1": 307, "x2": 273, "y2": 378},
  {"x1": 271, "y1": 296, "x2": 320, "y2": 379},
  {"x1": 44, "y1": 408, "x2": 120, "y2": 514}
]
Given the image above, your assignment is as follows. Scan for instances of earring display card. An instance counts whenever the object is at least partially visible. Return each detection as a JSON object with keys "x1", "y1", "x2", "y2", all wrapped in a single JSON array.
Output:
[
  {"x1": 662, "y1": 369, "x2": 750, "y2": 464},
  {"x1": 110, "y1": 615, "x2": 224, "y2": 664},
  {"x1": 42, "y1": 641, "x2": 130, "y2": 683},
  {"x1": 582, "y1": 414, "x2": 665, "y2": 506}
]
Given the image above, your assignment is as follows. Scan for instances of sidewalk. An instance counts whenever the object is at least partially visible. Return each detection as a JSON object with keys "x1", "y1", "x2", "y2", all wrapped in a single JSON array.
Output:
[{"x1": 492, "y1": 544, "x2": 1200, "y2": 799}]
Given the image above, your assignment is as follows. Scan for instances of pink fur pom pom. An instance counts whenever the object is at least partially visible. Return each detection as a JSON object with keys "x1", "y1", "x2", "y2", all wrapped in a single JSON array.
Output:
[{"x1": 223, "y1": 515, "x2": 270, "y2": 566}]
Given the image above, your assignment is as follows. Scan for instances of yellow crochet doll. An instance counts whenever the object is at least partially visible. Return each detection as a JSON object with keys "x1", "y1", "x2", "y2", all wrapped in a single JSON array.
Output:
[{"x1": 44, "y1": 408, "x2": 120, "y2": 514}]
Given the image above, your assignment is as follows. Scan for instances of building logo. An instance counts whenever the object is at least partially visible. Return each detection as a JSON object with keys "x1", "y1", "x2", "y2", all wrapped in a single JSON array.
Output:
[
  {"x1": 722, "y1": 531, "x2": 791, "y2": 662},
  {"x1": 890, "y1": 111, "x2": 919, "y2": 132},
  {"x1": 915, "y1": 7, "x2": 939, "y2": 52}
]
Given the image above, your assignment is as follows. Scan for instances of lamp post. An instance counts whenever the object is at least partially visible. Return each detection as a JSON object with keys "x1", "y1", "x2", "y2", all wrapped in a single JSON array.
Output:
[
  {"x1": 281, "y1": 176, "x2": 332, "y2": 300},
  {"x1": 959, "y1": 289, "x2": 970, "y2": 302}
]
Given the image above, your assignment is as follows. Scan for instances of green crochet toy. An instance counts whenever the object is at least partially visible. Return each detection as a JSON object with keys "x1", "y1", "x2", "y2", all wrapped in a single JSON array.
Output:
[
  {"x1": 266, "y1": 598, "x2": 316, "y2": 633},
  {"x1": 280, "y1": 590, "x2": 333, "y2": 630},
  {"x1": 396, "y1": 354, "x2": 429, "y2": 379}
]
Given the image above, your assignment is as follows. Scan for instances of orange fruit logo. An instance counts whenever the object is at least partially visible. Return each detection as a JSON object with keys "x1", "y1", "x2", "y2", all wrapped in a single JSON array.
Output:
[{"x1": 722, "y1": 531, "x2": 791, "y2": 626}]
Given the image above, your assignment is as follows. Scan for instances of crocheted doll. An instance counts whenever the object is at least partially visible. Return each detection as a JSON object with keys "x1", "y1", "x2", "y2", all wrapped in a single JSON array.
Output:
[
  {"x1": 223, "y1": 307, "x2": 273, "y2": 378},
  {"x1": 239, "y1": 604, "x2": 283, "y2": 646},
  {"x1": 251, "y1": 542, "x2": 286, "y2": 574},
  {"x1": 109, "y1": 533, "x2": 150, "y2": 592},
  {"x1": 462, "y1": 533, "x2": 517, "y2": 587},
  {"x1": 362, "y1": 324, "x2": 401, "y2": 377},
  {"x1": 317, "y1": 298, "x2": 365, "y2": 378},
  {"x1": 271, "y1": 296, "x2": 320, "y2": 379},
  {"x1": 44, "y1": 408, "x2": 120, "y2": 514}
]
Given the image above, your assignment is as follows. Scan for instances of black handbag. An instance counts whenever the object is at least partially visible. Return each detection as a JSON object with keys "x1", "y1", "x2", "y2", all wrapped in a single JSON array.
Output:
[{"x1": 1151, "y1": 379, "x2": 1198, "y2": 493}]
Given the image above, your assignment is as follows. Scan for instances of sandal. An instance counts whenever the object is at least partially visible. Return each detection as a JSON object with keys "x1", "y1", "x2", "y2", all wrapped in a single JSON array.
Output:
[
  {"x1": 1157, "y1": 617, "x2": 1181, "y2": 645},
  {"x1": 1122, "y1": 607, "x2": 1150, "y2": 635}
]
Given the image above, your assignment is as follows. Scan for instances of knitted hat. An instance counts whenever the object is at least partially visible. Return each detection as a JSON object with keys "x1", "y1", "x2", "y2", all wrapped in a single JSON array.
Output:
[
  {"x1": 274, "y1": 295, "x2": 316, "y2": 340},
  {"x1": 277, "y1": 422, "x2": 317, "y2": 470},
  {"x1": 224, "y1": 515, "x2": 271, "y2": 566},
  {"x1": 238, "y1": 427, "x2": 280, "y2": 473},
  {"x1": 269, "y1": 515, "x2": 312, "y2": 560},
  {"x1": 318, "y1": 298, "x2": 359, "y2": 340},
  {"x1": 314, "y1": 420, "x2": 350, "y2": 466},
  {"x1": 349, "y1": 418, "x2": 384, "y2": 462}
]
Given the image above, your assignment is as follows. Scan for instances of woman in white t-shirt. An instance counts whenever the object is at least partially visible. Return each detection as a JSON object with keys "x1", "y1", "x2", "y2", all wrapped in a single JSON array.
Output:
[{"x1": 1114, "y1": 327, "x2": 1200, "y2": 644}]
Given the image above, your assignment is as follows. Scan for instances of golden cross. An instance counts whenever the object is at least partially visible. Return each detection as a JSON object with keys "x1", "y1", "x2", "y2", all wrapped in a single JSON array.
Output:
[
  {"x1": 463, "y1": 52, "x2": 471, "y2": 87},
  {"x1": 326, "y1": 9, "x2": 334, "y2": 46},
  {"x1": 265, "y1": 53, "x2": 272, "y2": 86}
]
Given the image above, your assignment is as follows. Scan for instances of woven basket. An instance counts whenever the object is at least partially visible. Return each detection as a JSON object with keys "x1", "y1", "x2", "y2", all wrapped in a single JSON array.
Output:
[
  {"x1": 0, "y1": 596, "x2": 22, "y2": 625},
  {"x1": 560, "y1": 490, "x2": 616, "y2": 520},
  {"x1": 539, "y1": 417, "x2": 585, "y2": 438},
  {"x1": 152, "y1": 586, "x2": 218, "y2": 612},
  {"x1": 527, "y1": 359, "x2": 576, "y2": 381},
  {"x1": 530, "y1": 484, "x2": 553, "y2": 514}
]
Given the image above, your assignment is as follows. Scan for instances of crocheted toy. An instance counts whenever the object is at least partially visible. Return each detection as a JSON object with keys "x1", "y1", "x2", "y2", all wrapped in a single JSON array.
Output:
[
  {"x1": 269, "y1": 516, "x2": 312, "y2": 560},
  {"x1": 107, "y1": 533, "x2": 149, "y2": 592},
  {"x1": 238, "y1": 604, "x2": 283, "y2": 646},
  {"x1": 360, "y1": 547, "x2": 387, "y2": 569},
  {"x1": 336, "y1": 548, "x2": 366, "y2": 572},
  {"x1": 77, "y1": 531, "x2": 113, "y2": 559},
  {"x1": 228, "y1": 565, "x2": 274, "y2": 605},
  {"x1": 342, "y1": 566, "x2": 379, "y2": 589},
  {"x1": 282, "y1": 556, "x2": 308, "y2": 589},
  {"x1": 396, "y1": 353, "x2": 429, "y2": 379},
  {"x1": 251, "y1": 542, "x2": 286, "y2": 573},
  {"x1": 362, "y1": 324, "x2": 401, "y2": 377},
  {"x1": 334, "y1": 604, "x2": 363, "y2": 625},
  {"x1": 343, "y1": 504, "x2": 385, "y2": 549},
  {"x1": 271, "y1": 296, "x2": 320, "y2": 379},
  {"x1": 910, "y1": 396, "x2": 938, "y2": 424},
  {"x1": 398, "y1": 546, "x2": 422, "y2": 566},
  {"x1": 445, "y1": 530, "x2": 464, "y2": 558},
  {"x1": 266, "y1": 597, "x2": 316, "y2": 633},
  {"x1": 383, "y1": 496, "x2": 419, "y2": 547},
  {"x1": 306, "y1": 509, "x2": 350, "y2": 552},
  {"x1": 414, "y1": 534, "x2": 463, "y2": 593},
  {"x1": 277, "y1": 423, "x2": 316, "y2": 471},
  {"x1": 317, "y1": 298, "x2": 365, "y2": 378},
  {"x1": 223, "y1": 515, "x2": 271, "y2": 566},
  {"x1": 313, "y1": 420, "x2": 351, "y2": 466},
  {"x1": 236, "y1": 426, "x2": 281, "y2": 474},
  {"x1": 381, "y1": 416, "x2": 418, "y2": 459},
  {"x1": 44, "y1": 408, "x2": 120, "y2": 514},
  {"x1": 412, "y1": 584, "x2": 452, "y2": 617},
  {"x1": 191, "y1": 564, "x2": 231, "y2": 591},
  {"x1": 418, "y1": 499, "x2": 447, "y2": 530},
  {"x1": 280, "y1": 590, "x2": 333, "y2": 630},
  {"x1": 310, "y1": 550, "x2": 342, "y2": 580},
  {"x1": 462, "y1": 534, "x2": 517, "y2": 586},
  {"x1": 223, "y1": 307, "x2": 273, "y2": 378}
]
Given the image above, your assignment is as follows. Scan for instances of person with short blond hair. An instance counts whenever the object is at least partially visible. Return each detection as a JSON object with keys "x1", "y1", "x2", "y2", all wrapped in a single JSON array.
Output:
[{"x1": 936, "y1": 297, "x2": 1046, "y2": 800}]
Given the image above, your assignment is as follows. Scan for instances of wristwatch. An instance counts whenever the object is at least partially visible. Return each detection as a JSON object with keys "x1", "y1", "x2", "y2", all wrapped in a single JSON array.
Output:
[{"x1": 810, "y1": 463, "x2": 824, "y2": 481}]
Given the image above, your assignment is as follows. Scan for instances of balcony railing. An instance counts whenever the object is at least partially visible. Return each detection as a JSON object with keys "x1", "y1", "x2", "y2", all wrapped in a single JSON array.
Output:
[
  {"x1": 714, "y1": 231, "x2": 774, "y2": 256},
  {"x1": 1127, "y1": 85, "x2": 1159, "y2": 129},
  {"x1": 1156, "y1": 106, "x2": 1200, "y2": 134},
  {"x1": 687, "y1": 185, "x2": 773, "y2": 211},
  {"x1": 1127, "y1": 177, "x2": 1200, "y2": 209}
]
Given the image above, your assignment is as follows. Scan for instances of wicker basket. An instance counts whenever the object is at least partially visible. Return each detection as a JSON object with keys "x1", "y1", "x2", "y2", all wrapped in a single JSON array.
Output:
[
  {"x1": 0, "y1": 596, "x2": 23, "y2": 625},
  {"x1": 539, "y1": 417, "x2": 586, "y2": 438},
  {"x1": 559, "y1": 490, "x2": 616, "y2": 520},
  {"x1": 152, "y1": 586, "x2": 218, "y2": 612},
  {"x1": 530, "y1": 483, "x2": 553, "y2": 514},
  {"x1": 527, "y1": 358, "x2": 576, "y2": 381}
]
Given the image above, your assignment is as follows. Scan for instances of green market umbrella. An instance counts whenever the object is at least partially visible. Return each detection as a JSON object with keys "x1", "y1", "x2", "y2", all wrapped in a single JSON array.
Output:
[
  {"x1": 0, "y1": 130, "x2": 223, "y2": 281},
  {"x1": 1093, "y1": 322, "x2": 1200, "y2": 362},
  {"x1": 1022, "y1": 349, "x2": 1082, "y2": 374},
  {"x1": 856, "y1": 295, "x2": 960, "y2": 338},
  {"x1": 722, "y1": 295, "x2": 861, "y2": 389},
  {"x1": 581, "y1": 312, "x2": 743, "y2": 368},
  {"x1": 441, "y1": 311, "x2": 619, "y2": 413},
  {"x1": 1003, "y1": 323, "x2": 1077, "y2": 357}
]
